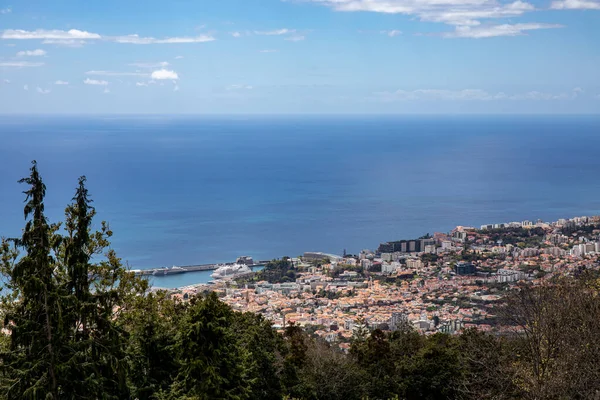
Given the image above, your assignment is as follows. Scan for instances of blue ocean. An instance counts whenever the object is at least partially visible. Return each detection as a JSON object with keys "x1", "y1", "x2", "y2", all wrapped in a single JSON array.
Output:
[{"x1": 1, "y1": 115, "x2": 599, "y2": 287}]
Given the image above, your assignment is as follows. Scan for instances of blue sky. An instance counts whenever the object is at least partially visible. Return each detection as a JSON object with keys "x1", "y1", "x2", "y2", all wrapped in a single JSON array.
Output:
[{"x1": 0, "y1": 0, "x2": 598, "y2": 114}]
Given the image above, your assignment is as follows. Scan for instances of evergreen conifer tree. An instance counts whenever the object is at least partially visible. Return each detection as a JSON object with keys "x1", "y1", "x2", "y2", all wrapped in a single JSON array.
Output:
[{"x1": 0, "y1": 161, "x2": 63, "y2": 399}]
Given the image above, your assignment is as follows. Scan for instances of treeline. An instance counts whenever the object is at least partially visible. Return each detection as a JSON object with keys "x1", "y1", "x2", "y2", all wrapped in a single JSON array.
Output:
[
  {"x1": 2, "y1": 163, "x2": 600, "y2": 399},
  {"x1": 257, "y1": 258, "x2": 297, "y2": 283},
  {"x1": 483, "y1": 227, "x2": 546, "y2": 247}
]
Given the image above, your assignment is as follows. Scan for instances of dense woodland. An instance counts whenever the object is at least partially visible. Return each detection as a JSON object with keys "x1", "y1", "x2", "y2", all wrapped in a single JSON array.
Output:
[{"x1": 1, "y1": 162, "x2": 600, "y2": 399}]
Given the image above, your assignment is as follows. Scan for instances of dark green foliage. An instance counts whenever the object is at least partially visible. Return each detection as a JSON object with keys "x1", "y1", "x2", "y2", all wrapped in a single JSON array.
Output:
[
  {"x1": 0, "y1": 162, "x2": 146, "y2": 399},
  {"x1": 420, "y1": 253, "x2": 439, "y2": 263},
  {"x1": 123, "y1": 291, "x2": 181, "y2": 399},
  {"x1": 257, "y1": 258, "x2": 295, "y2": 283},
  {"x1": 231, "y1": 312, "x2": 284, "y2": 400},
  {"x1": 281, "y1": 323, "x2": 308, "y2": 398},
  {"x1": 165, "y1": 292, "x2": 251, "y2": 400},
  {"x1": 483, "y1": 227, "x2": 546, "y2": 247},
  {"x1": 1, "y1": 161, "x2": 63, "y2": 399}
]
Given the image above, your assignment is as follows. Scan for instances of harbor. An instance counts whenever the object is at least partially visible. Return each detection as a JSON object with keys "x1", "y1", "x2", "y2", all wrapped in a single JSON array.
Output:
[{"x1": 132, "y1": 256, "x2": 268, "y2": 289}]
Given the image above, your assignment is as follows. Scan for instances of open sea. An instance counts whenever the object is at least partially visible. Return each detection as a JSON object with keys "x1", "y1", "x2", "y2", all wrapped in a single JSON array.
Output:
[{"x1": 1, "y1": 115, "x2": 599, "y2": 288}]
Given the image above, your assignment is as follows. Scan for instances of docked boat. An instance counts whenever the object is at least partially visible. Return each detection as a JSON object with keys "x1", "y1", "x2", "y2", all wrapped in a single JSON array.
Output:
[
  {"x1": 152, "y1": 266, "x2": 186, "y2": 276},
  {"x1": 211, "y1": 263, "x2": 252, "y2": 280}
]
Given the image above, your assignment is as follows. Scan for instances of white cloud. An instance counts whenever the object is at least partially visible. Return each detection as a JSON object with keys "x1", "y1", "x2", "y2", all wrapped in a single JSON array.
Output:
[
  {"x1": 103, "y1": 88, "x2": 110, "y2": 94},
  {"x1": 174, "y1": 85, "x2": 180, "y2": 92},
  {"x1": 136, "y1": 82, "x2": 148, "y2": 87},
  {"x1": 16, "y1": 49, "x2": 47, "y2": 57},
  {"x1": 36, "y1": 87, "x2": 50, "y2": 94},
  {"x1": 84, "y1": 78, "x2": 109, "y2": 86},
  {"x1": 129, "y1": 61, "x2": 169, "y2": 68},
  {"x1": 175, "y1": 55, "x2": 184, "y2": 59},
  {"x1": 303, "y1": 0, "x2": 543, "y2": 34},
  {"x1": 112, "y1": 34, "x2": 214, "y2": 44},
  {"x1": 226, "y1": 84, "x2": 253, "y2": 90},
  {"x1": 86, "y1": 70, "x2": 148, "y2": 77},
  {"x1": 231, "y1": 31, "x2": 242, "y2": 38},
  {"x1": 23, "y1": 84, "x2": 28, "y2": 91},
  {"x1": 419, "y1": 1, "x2": 535, "y2": 26},
  {"x1": 376, "y1": 88, "x2": 584, "y2": 101},
  {"x1": 54, "y1": 80, "x2": 69, "y2": 85},
  {"x1": 1, "y1": 29, "x2": 215, "y2": 45},
  {"x1": 1, "y1": 29, "x2": 101, "y2": 40},
  {"x1": 285, "y1": 35, "x2": 305, "y2": 41},
  {"x1": 254, "y1": 29, "x2": 295, "y2": 35},
  {"x1": 0, "y1": 61, "x2": 44, "y2": 67},
  {"x1": 551, "y1": 0, "x2": 600, "y2": 8},
  {"x1": 442, "y1": 23, "x2": 563, "y2": 38},
  {"x1": 151, "y1": 69, "x2": 179, "y2": 80},
  {"x1": 381, "y1": 30, "x2": 402, "y2": 37},
  {"x1": 42, "y1": 39, "x2": 87, "y2": 47},
  {"x1": 1, "y1": 7, "x2": 11, "y2": 14},
  {"x1": 260, "y1": 49, "x2": 278, "y2": 53}
]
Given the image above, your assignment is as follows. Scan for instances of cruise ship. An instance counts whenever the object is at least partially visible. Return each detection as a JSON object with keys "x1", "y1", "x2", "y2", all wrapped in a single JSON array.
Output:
[{"x1": 211, "y1": 263, "x2": 252, "y2": 280}]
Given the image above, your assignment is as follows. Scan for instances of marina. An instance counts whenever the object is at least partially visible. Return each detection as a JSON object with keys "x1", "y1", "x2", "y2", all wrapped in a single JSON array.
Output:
[{"x1": 132, "y1": 256, "x2": 268, "y2": 279}]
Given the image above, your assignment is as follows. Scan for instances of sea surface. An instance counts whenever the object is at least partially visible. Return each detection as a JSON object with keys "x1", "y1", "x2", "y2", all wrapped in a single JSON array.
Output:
[{"x1": 1, "y1": 115, "x2": 599, "y2": 288}]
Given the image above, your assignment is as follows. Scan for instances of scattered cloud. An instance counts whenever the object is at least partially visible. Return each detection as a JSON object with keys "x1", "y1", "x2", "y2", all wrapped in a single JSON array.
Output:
[
  {"x1": 151, "y1": 69, "x2": 179, "y2": 80},
  {"x1": 551, "y1": 0, "x2": 600, "y2": 8},
  {"x1": 54, "y1": 80, "x2": 69, "y2": 85},
  {"x1": 302, "y1": 0, "x2": 550, "y2": 37},
  {"x1": 175, "y1": 55, "x2": 184, "y2": 59},
  {"x1": 42, "y1": 39, "x2": 87, "y2": 47},
  {"x1": 86, "y1": 70, "x2": 148, "y2": 77},
  {"x1": 136, "y1": 82, "x2": 148, "y2": 87},
  {"x1": 0, "y1": 61, "x2": 44, "y2": 67},
  {"x1": 112, "y1": 34, "x2": 214, "y2": 44},
  {"x1": 254, "y1": 29, "x2": 295, "y2": 35},
  {"x1": 1, "y1": 29, "x2": 101, "y2": 40},
  {"x1": 226, "y1": 84, "x2": 253, "y2": 90},
  {"x1": 36, "y1": 87, "x2": 50, "y2": 94},
  {"x1": 1, "y1": 29, "x2": 215, "y2": 46},
  {"x1": 129, "y1": 61, "x2": 169, "y2": 68},
  {"x1": 103, "y1": 88, "x2": 110, "y2": 94},
  {"x1": 375, "y1": 87, "x2": 585, "y2": 101},
  {"x1": 231, "y1": 31, "x2": 242, "y2": 38},
  {"x1": 442, "y1": 23, "x2": 563, "y2": 38},
  {"x1": 84, "y1": 78, "x2": 109, "y2": 86},
  {"x1": 260, "y1": 49, "x2": 278, "y2": 53},
  {"x1": 381, "y1": 30, "x2": 402, "y2": 37},
  {"x1": 418, "y1": 1, "x2": 535, "y2": 26},
  {"x1": 174, "y1": 84, "x2": 180, "y2": 92},
  {"x1": 1, "y1": 7, "x2": 11, "y2": 14},
  {"x1": 2, "y1": 79, "x2": 10, "y2": 84},
  {"x1": 16, "y1": 49, "x2": 47, "y2": 57},
  {"x1": 23, "y1": 84, "x2": 28, "y2": 91},
  {"x1": 285, "y1": 35, "x2": 305, "y2": 42},
  {"x1": 572, "y1": 87, "x2": 584, "y2": 98}
]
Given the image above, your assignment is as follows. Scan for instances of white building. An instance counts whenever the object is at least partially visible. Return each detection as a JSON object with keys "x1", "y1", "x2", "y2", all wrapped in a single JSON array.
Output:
[
  {"x1": 406, "y1": 258, "x2": 423, "y2": 270},
  {"x1": 497, "y1": 269, "x2": 526, "y2": 283},
  {"x1": 381, "y1": 262, "x2": 401, "y2": 275}
]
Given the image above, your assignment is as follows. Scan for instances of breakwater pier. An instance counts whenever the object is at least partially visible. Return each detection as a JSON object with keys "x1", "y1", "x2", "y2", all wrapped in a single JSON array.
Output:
[{"x1": 133, "y1": 259, "x2": 268, "y2": 277}]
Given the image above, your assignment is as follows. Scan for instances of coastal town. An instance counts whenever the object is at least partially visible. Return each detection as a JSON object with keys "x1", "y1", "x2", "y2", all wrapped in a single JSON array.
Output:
[{"x1": 167, "y1": 215, "x2": 600, "y2": 347}]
